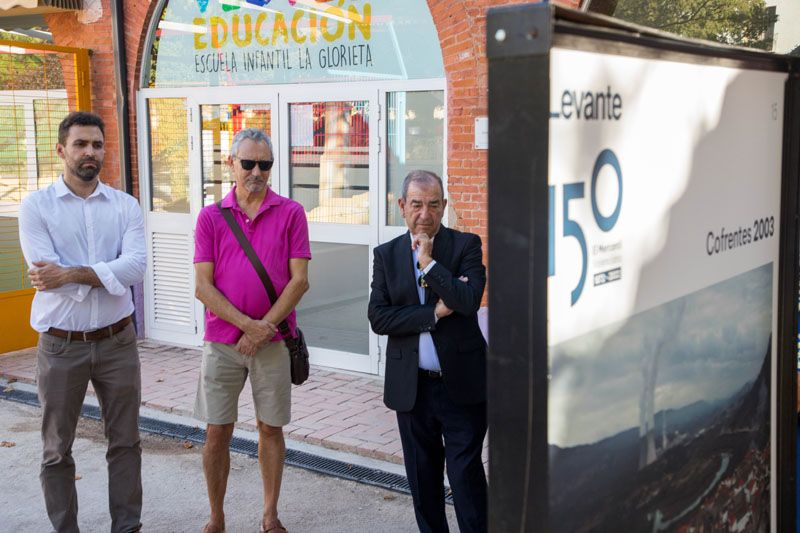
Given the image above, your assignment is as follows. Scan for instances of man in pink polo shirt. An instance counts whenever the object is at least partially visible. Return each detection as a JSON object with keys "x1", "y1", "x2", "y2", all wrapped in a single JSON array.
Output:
[{"x1": 193, "y1": 128, "x2": 310, "y2": 533}]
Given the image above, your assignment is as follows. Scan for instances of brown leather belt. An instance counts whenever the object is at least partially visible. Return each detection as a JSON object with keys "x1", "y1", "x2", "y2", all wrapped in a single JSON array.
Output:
[{"x1": 46, "y1": 316, "x2": 132, "y2": 342}]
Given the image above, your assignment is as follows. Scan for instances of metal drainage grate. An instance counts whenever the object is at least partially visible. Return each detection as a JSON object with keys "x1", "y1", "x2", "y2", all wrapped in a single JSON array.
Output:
[
  {"x1": 2, "y1": 387, "x2": 40, "y2": 407},
  {"x1": 0, "y1": 387, "x2": 453, "y2": 504}
]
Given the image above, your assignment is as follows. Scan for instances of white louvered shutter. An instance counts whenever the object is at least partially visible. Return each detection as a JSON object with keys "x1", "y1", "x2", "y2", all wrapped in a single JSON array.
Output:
[{"x1": 150, "y1": 231, "x2": 195, "y2": 330}]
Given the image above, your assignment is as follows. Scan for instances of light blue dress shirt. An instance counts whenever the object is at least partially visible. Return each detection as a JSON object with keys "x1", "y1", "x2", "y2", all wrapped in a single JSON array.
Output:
[{"x1": 411, "y1": 236, "x2": 440, "y2": 372}]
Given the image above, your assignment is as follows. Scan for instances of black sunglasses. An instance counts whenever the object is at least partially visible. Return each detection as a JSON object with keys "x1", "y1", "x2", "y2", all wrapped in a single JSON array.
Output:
[{"x1": 236, "y1": 158, "x2": 274, "y2": 171}]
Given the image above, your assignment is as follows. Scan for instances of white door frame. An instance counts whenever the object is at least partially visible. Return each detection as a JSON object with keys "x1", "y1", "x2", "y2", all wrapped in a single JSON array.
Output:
[
  {"x1": 278, "y1": 85, "x2": 380, "y2": 374},
  {"x1": 376, "y1": 78, "x2": 448, "y2": 244},
  {"x1": 375, "y1": 79, "x2": 448, "y2": 375},
  {"x1": 138, "y1": 89, "x2": 201, "y2": 347}
]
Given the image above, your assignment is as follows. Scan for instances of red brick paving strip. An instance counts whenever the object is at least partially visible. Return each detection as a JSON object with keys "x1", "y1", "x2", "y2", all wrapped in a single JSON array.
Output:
[{"x1": 1, "y1": 342, "x2": 489, "y2": 467}]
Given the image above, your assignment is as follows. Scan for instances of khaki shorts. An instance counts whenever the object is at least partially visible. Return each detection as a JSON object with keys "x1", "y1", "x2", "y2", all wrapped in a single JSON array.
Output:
[{"x1": 194, "y1": 340, "x2": 291, "y2": 427}]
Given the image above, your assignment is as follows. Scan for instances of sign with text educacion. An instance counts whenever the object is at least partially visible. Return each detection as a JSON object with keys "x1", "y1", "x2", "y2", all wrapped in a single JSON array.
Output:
[
  {"x1": 151, "y1": 0, "x2": 444, "y2": 87},
  {"x1": 546, "y1": 48, "x2": 785, "y2": 531}
]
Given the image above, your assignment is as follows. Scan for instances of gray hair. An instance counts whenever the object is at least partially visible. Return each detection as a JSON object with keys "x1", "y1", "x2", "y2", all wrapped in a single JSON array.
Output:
[
  {"x1": 230, "y1": 128, "x2": 273, "y2": 158},
  {"x1": 401, "y1": 170, "x2": 444, "y2": 200}
]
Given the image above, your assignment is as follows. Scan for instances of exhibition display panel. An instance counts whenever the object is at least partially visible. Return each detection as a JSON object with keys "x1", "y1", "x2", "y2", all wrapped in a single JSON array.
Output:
[{"x1": 487, "y1": 6, "x2": 800, "y2": 531}]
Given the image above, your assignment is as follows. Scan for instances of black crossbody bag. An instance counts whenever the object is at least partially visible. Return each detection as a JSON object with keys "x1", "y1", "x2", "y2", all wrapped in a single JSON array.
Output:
[{"x1": 216, "y1": 202, "x2": 310, "y2": 386}]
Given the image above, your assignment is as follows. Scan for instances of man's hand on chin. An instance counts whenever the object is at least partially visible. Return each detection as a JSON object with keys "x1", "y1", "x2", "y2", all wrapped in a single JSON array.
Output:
[{"x1": 412, "y1": 233, "x2": 434, "y2": 268}]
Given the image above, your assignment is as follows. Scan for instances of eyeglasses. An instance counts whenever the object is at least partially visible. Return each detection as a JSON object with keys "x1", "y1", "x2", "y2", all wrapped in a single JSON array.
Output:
[
  {"x1": 417, "y1": 275, "x2": 428, "y2": 289},
  {"x1": 236, "y1": 158, "x2": 274, "y2": 171}
]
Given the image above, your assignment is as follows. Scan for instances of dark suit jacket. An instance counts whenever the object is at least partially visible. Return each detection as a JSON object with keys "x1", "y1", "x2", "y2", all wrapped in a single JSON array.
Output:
[{"x1": 368, "y1": 226, "x2": 487, "y2": 412}]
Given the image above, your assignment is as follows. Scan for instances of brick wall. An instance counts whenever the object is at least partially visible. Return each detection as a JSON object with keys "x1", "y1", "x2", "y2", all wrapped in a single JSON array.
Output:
[
  {"x1": 43, "y1": 0, "x2": 157, "y2": 196},
  {"x1": 45, "y1": 1, "x2": 120, "y2": 189},
  {"x1": 124, "y1": 0, "x2": 162, "y2": 199}
]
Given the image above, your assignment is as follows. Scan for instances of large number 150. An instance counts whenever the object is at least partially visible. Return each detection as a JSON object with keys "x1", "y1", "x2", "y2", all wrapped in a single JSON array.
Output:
[{"x1": 548, "y1": 149, "x2": 623, "y2": 306}]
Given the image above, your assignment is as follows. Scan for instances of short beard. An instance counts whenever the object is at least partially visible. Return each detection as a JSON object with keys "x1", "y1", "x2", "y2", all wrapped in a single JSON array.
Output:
[{"x1": 70, "y1": 161, "x2": 101, "y2": 182}]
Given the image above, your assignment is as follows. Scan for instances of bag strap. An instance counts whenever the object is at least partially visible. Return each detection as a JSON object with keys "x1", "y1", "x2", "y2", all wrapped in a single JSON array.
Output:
[{"x1": 216, "y1": 202, "x2": 293, "y2": 339}]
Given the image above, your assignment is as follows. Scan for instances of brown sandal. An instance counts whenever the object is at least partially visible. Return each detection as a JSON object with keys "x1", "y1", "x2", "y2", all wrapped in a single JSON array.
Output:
[
  {"x1": 260, "y1": 518, "x2": 287, "y2": 533},
  {"x1": 203, "y1": 523, "x2": 225, "y2": 533}
]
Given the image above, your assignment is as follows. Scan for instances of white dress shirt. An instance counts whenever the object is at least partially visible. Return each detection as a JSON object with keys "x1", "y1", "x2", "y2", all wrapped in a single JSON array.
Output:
[
  {"x1": 411, "y1": 235, "x2": 440, "y2": 372},
  {"x1": 18, "y1": 176, "x2": 146, "y2": 332}
]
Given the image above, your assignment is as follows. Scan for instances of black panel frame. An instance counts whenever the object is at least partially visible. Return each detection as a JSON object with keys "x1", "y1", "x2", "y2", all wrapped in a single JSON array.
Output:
[
  {"x1": 778, "y1": 70, "x2": 800, "y2": 532},
  {"x1": 487, "y1": 4, "x2": 552, "y2": 531}
]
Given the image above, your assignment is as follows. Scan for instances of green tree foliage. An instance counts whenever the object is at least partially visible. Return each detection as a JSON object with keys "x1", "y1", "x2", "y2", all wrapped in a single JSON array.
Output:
[
  {"x1": 0, "y1": 31, "x2": 65, "y2": 91},
  {"x1": 599, "y1": 0, "x2": 777, "y2": 50}
]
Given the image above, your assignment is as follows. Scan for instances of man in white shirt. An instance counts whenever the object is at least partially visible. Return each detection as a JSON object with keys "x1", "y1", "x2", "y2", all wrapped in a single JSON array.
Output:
[{"x1": 18, "y1": 111, "x2": 146, "y2": 533}]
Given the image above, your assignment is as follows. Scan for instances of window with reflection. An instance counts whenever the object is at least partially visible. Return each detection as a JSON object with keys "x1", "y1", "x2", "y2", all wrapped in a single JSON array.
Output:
[
  {"x1": 386, "y1": 91, "x2": 445, "y2": 226},
  {"x1": 200, "y1": 103, "x2": 271, "y2": 207},
  {"x1": 289, "y1": 101, "x2": 370, "y2": 225},
  {"x1": 0, "y1": 105, "x2": 26, "y2": 205},
  {"x1": 34, "y1": 98, "x2": 69, "y2": 190},
  {"x1": 148, "y1": 98, "x2": 189, "y2": 213},
  {"x1": 295, "y1": 241, "x2": 369, "y2": 354}
]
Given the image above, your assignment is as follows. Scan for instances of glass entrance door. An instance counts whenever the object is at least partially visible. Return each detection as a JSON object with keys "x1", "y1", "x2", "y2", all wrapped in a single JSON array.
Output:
[
  {"x1": 279, "y1": 89, "x2": 379, "y2": 374},
  {"x1": 142, "y1": 91, "x2": 279, "y2": 348},
  {"x1": 191, "y1": 89, "x2": 381, "y2": 374}
]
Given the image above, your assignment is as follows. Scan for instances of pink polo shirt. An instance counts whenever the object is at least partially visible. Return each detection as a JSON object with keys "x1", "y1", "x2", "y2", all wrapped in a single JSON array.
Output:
[{"x1": 194, "y1": 186, "x2": 311, "y2": 343}]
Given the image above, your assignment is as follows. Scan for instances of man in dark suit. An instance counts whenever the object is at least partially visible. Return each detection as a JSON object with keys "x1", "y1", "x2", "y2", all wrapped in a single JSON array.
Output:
[{"x1": 368, "y1": 170, "x2": 487, "y2": 533}]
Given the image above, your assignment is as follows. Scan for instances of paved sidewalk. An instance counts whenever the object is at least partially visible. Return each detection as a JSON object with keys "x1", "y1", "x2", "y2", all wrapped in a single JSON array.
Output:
[
  {"x1": 1, "y1": 400, "x2": 457, "y2": 532},
  {"x1": 0, "y1": 341, "x2": 488, "y2": 466}
]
